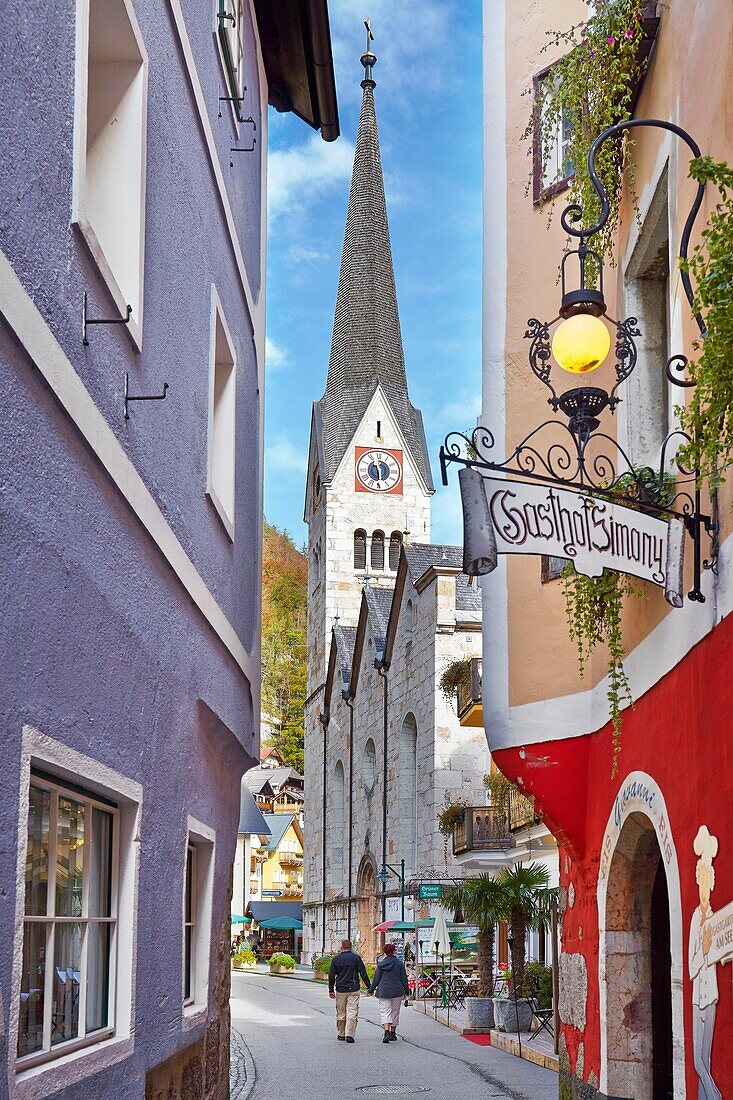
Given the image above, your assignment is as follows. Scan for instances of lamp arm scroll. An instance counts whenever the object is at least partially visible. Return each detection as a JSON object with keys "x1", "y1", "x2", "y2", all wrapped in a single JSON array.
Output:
[{"x1": 561, "y1": 118, "x2": 706, "y2": 338}]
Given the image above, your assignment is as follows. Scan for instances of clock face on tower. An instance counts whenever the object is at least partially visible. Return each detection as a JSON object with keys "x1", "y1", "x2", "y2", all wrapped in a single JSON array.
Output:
[{"x1": 355, "y1": 447, "x2": 403, "y2": 494}]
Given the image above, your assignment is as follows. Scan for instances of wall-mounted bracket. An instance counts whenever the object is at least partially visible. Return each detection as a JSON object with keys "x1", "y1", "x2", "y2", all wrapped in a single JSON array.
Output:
[
  {"x1": 82, "y1": 292, "x2": 132, "y2": 345},
  {"x1": 229, "y1": 117, "x2": 257, "y2": 164},
  {"x1": 124, "y1": 373, "x2": 169, "y2": 420},
  {"x1": 218, "y1": 88, "x2": 247, "y2": 119}
]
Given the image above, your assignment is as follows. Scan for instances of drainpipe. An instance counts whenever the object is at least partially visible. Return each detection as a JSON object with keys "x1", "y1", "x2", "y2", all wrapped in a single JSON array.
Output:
[
  {"x1": 318, "y1": 709, "x2": 329, "y2": 957},
  {"x1": 345, "y1": 694, "x2": 355, "y2": 940},
  {"x1": 376, "y1": 661, "x2": 389, "y2": 923}
]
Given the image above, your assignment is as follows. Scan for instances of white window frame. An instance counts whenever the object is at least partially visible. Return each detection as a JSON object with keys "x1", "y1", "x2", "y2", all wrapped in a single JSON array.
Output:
[
  {"x1": 11, "y1": 727, "x2": 142, "y2": 1094},
  {"x1": 182, "y1": 818, "x2": 215, "y2": 1025},
  {"x1": 214, "y1": 0, "x2": 246, "y2": 127},
  {"x1": 17, "y1": 776, "x2": 119, "y2": 1071},
  {"x1": 71, "y1": 0, "x2": 149, "y2": 348},
  {"x1": 534, "y1": 64, "x2": 574, "y2": 202},
  {"x1": 207, "y1": 287, "x2": 237, "y2": 539}
]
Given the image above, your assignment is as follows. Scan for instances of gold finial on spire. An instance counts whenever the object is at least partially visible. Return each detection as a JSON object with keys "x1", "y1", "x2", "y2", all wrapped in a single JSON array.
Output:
[{"x1": 360, "y1": 18, "x2": 377, "y2": 88}]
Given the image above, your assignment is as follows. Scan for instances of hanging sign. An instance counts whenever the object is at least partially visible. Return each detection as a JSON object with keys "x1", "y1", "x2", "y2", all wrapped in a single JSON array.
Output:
[
  {"x1": 459, "y1": 468, "x2": 685, "y2": 607},
  {"x1": 419, "y1": 884, "x2": 443, "y2": 901}
]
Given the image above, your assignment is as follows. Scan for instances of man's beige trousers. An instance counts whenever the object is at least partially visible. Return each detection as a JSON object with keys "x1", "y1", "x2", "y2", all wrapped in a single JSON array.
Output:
[{"x1": 335, "y1": 991, "x2": 361, "y2": 1038}]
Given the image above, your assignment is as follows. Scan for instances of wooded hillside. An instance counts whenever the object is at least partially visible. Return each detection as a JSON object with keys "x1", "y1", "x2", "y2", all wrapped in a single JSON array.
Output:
[{"x1": 261, "y1": 521, "x2": 307, "y2": 772}]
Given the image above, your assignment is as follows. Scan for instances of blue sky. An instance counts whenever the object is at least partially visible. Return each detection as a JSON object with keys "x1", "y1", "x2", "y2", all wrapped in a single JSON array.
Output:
[{"x1": 263, "y1": 1, "x2": 483, "y2": 549}]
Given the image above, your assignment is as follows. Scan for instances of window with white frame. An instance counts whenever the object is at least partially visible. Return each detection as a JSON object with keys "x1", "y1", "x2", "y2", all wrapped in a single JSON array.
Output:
[
  {"x1": 533, "y1": 64, "x2": 574, "y2": 203},
  {"x1": 18, "y1": 773, "x2": 118, "y2": 1068},
  {"x1": 73, "y1": 0, "x2": 148, "y2": 336},
  {"x1": 215, "y1": 0, "x2": 245, "y2": 115},
  {"x1": 207, "y1": 293, "x2": 237, "y2": 537},
  {"x1": 182, "y1": 824, "x2": 214, "y2": 1015},
  {"x1": 183, "y1": 845, "x2": 196, "y2": 1006}
]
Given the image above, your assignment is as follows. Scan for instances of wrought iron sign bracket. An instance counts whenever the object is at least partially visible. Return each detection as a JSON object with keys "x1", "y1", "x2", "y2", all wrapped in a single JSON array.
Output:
[
  {"x1": 230, "y1": 117, "x2": 257, "y2": 164},
  {"x1": 82, "y1": 292, "x2": 132, "y2": 346},
  {"x1": 124, "y1": 373, "x2": 169, "y2": 421}
]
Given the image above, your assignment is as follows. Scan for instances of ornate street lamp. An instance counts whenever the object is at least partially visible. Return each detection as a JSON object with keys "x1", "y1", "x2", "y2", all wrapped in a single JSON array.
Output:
[{"x1": 440, "y1": 118, "x2": 718, "y2": 603}]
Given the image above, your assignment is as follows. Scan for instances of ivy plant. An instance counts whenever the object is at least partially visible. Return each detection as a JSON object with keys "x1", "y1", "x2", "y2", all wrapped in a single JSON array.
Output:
[
  {"x1": 527, "y1": 0, "x2": 653, "y2": 260},
  {"x1": 561, "y1": 565, "x2": 642, "y2": 777},
  {"x1": 678, "y1": 157, "x2": 733, "y2": 487}
]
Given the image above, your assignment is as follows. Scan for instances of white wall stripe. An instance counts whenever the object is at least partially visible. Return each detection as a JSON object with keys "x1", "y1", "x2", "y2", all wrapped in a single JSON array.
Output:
[{"x1": 0, "y1": 249, "x2": 257, "y2": 692}]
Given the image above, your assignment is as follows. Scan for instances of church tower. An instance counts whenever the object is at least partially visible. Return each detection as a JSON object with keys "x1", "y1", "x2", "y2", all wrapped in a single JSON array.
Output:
[{"x1": 304, "y1": 33, "x2": 434, "y2": 721}]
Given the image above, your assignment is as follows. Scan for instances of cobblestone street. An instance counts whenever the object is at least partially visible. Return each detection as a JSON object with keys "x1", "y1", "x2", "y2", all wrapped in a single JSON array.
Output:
[{"x1": 230, "y1": 972, "x2": 557, "y2": 1100}]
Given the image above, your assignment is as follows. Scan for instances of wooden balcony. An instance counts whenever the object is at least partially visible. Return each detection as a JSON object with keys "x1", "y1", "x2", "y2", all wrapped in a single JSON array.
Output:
[
  {"x1": 457, "y1": 657, "x2": 483, "y2": 727},
  {"x1": 452, "y1": 806, "x2": 515, "y2": 855},
  {"x1": 508, "y1": 787, "x2": 539, "y2": 832}
]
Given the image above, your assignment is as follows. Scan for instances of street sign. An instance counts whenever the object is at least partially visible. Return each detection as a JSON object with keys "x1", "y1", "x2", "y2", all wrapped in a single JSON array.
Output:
[
  {"x1": 419, "y1": 884, "x2": 443, "y2": 900},
  {"x1": 261, "y1": 889, "x2": 283, "y2": 897}
]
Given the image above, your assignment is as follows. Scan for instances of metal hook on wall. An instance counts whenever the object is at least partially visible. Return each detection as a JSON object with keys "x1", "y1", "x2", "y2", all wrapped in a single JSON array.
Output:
[
  {"x1": 230, "y1": 117, "x2": 257, "y2": 164},
  {"x1": 124, "y1": 373, "x2": 169, "y2": 420},
  {"x1": 82, "y1": 292, "x2": 132, "y2": 345}
]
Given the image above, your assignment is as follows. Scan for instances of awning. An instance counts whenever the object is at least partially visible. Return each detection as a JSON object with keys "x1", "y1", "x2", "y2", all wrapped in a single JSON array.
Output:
[
  {"x1": 248, "y1": 900, "x2": 303, "y2": 924},
  {"x1": 258, "y1": 915, "x2": 303, "y2": 931}
]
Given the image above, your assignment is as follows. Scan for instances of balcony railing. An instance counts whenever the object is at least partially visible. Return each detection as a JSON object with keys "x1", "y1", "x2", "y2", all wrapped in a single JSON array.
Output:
[
  {"x1": 456, "y1": 657, "x2": 482, "y2": 721},
  {"x1": 452, "y1": 806, "x2": 514, "y2": 855},
  {"x1": 279, "y1": 852, "x2": 303, "y2": 868},
  {"x1": 508, "y1": 787, "x2": 538, "y2": 831}
]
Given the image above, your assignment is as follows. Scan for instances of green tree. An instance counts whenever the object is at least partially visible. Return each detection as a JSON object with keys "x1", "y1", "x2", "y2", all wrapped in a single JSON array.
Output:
[
  {"x1": 260, "y1": 521, "x2": 307, "y2": 771},
  {"x1": 497, "y1": 863, "x2": 556, "y2": 998},
  {"x1": 442, "y1": 875, "x2": 507, "y2": 997}
]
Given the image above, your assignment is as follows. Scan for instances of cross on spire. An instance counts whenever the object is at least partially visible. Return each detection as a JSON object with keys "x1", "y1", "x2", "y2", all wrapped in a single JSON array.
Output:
[{"x1": 360, "y1": 18, "x2": 377, "y2": 86}]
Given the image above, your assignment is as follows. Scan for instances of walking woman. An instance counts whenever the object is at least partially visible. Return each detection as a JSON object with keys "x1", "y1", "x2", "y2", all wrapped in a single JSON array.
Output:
[{"x1": 369, "y1": 943, "x2": 410, "y2": 1043}]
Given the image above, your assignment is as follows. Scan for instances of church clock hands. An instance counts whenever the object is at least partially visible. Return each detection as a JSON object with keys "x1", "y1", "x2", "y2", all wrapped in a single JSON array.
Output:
[{"x1": 355, "y1": 449, "x2": 402, "y2": 493}]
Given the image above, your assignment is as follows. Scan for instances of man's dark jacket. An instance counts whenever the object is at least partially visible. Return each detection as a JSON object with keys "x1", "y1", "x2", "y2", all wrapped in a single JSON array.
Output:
[{"x1": 328, "y1": 950, "x2": 370, "y2": 993}]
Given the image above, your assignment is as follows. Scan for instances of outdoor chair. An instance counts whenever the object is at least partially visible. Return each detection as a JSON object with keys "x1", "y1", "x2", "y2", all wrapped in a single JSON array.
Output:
[
  {"x1": 446, "y1": 977, "x2": 467, "y2": 1010},
  {"x1": 528, "y1": 996, "x2": 554, "y2": 1041}
]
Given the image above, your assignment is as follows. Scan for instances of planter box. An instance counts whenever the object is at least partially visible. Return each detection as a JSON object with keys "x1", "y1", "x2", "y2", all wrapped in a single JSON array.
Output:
[
  {"x1": 269, "y1": 964, "x2": 295, "y2": 975},
  {"x1": 313, "y1": 971, "x2": 329, "y2": 982},
  {"x1": 497, "y1": 997, "x2": 533, "y2": 1033},
  {"x1": 232, "y1": 961, "x2": 256, "y2": 970},
  {"x1": 491, "y1": 998, "x2": 508, "y2": 1030},
  {"x1": 465, "y1": 997, "x2": 495, "y2": 1030}
]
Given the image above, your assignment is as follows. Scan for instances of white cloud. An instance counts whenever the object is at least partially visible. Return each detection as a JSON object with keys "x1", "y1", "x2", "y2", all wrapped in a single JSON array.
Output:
[
  {"x1": 266, "y1": 435, "x2": 307, "y2": 474},
  {"x1": 267, "y1": 135, "x2": 354, "y2": 221},
  {"x1": 265, "y1": 336, "x2": 290, "y2": 373}
]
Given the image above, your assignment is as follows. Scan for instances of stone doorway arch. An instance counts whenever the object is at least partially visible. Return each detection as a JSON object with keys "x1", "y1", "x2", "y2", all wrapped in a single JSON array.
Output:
[
  {"x1": 356, "y1": 857, "x2": 379, "y2": 963},
  {"x1": 597, "y1": 773, "x2": 684, "y2": 1099}
]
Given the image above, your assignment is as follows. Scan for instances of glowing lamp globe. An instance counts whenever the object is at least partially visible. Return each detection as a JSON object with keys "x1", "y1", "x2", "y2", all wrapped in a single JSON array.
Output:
[{"x1": 552, "y1": 312, "x2": 611, "y2": 374}]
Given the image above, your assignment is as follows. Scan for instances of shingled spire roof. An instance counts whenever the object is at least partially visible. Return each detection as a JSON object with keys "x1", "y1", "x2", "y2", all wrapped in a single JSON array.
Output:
[{"x1": 315, "y1": 48, "x2": 433, "y2": 491}]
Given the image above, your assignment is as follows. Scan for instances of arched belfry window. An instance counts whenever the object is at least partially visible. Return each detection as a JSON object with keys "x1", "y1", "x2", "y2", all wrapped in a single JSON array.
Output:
[
  {"x1": 371, "y1": 530, "x2": 384, "y2": 571},
  {"x1": 389, "y1": 531, "x2": 403, "y2": 571},
  {"x1": 354, "y1": 530, "x2": 366, "y2": 570}
]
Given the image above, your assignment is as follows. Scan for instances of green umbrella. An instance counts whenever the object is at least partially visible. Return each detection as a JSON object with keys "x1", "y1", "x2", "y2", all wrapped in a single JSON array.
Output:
[
  {"x1": 230, "y1": 914, "x2": 251, "y2": 924},
  {"x1": 257, "y1": 915, "x2": 303, "y2": 931}
]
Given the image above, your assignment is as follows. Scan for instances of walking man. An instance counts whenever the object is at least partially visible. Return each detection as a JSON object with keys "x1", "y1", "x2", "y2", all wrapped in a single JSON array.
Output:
[{"x1": 328, "y1": 939, "x2": 371, "y2": 1043}]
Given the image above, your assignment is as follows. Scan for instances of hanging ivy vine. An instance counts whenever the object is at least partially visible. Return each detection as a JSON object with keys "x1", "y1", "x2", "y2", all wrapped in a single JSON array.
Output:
[
  {"x1": 561, "y1": 566, "x2": 642, "y2": 777},
  {"x1": 678, "y1": 157, "x2": 733, "y2": 487},
  {"x1": 525, "y1": 0, "x2": 655, "y2": 261}
]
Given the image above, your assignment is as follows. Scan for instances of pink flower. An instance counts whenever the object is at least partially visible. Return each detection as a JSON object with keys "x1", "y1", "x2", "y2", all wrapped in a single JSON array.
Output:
[
  {"x1": 625, "y1": 27, "x2": 634, "y2": 38},
  {"x1": 607, "y1": 35, "x2": 615, "y2": 44}
]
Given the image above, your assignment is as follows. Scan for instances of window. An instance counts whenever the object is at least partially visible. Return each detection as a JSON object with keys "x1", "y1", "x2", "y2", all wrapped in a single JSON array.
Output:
[
  {"x1": 73, "y1": 0, "x2": 148, "y2": 340},
  {"x1": 363, "y1": 739, "x2": 376, "y2": 793},
  {"x1": 183, "y1": 846, "x2": 195, "y2": 1005},
  {"x1": 405, "y1": 598, "x2": 414, "y2": 648},
  {"x1": 182, "y1": 821, "x2": 215, "y2": 1018},
  {"x1": 541, "y1": 555, "x2": 568, "y2": 583},
  {"x1": 399, "y1": 716, "x2": 418, "y2": 875},
  {"x1": 215, "y1": 0, "x2": 245, "y2": 117},
  {"x1": 18, "y1": 774, "x2": 117, "y2": 1068},
  {"x1": 623, "y1": 170, "x2": 671, "y2": 468},
  {"x1": 330, "y1": 762, "x2": 345, "y2": 888},
  {"x1": 389, "y1": 531, "x2": 403, "y2": 571},
  {"x1": 371, "y1": 530, "x2": 385, "y2": 571},
  {"x1": 533, "y1": 64, "x2": 573, "y2": 204},
  {"x1": 207, "y1": 291, "x2": 237, "y2": 537},
  {"x1": 354, "y1": 530, "x2": 366, "y2": 571}
]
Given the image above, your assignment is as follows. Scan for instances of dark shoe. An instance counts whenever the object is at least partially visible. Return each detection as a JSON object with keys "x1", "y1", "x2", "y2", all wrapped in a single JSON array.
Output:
[
  {"x1": 337, "y1": 1035, "x2": 345, "y2": 1041},
  {"x1": 388, "y1": 1032, "x2": 398, "y2": 1041},
  {"x1": 346, "y1": 1036, "x2": 355, "y2": 1044},
  {"x1": 382, "y1": 1033, "x2": 390, "y2": 1044}
]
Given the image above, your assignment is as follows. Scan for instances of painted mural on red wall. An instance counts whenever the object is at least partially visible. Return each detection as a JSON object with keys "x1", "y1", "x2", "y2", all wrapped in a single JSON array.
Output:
[{"x1": 495, "y1": 608, "x2": 733, "y2": 1098}]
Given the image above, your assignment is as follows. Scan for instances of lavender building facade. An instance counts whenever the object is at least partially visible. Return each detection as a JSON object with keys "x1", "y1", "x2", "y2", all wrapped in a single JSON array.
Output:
[{"x1": 0, "y1": 1, "x2": 337, "y2": 1096}]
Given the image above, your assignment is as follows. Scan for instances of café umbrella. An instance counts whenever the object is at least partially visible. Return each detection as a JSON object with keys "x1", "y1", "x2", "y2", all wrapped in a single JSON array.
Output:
[{"x1": 257, "y1": 915, "x2": 303, "y2": 931}]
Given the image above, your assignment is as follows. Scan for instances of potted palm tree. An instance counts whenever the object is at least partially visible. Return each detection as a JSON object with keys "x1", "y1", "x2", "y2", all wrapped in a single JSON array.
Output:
[
  {"x1": 495, "y1": 862, "x2": 555, "y2": 1033},
  {"x1": 442, "y1": 874, "x2": 506, "y2": 1030}
]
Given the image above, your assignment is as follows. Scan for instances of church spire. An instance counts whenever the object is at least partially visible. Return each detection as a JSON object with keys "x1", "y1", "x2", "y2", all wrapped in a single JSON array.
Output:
[{"x1": 318, "y1": 25, "x2": 433, "y2": 491}]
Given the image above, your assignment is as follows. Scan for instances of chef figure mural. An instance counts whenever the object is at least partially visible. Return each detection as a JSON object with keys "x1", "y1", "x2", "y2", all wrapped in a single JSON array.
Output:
[{"x1": 689, "y1": 825, "x2": 733, "y2": 1100}]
